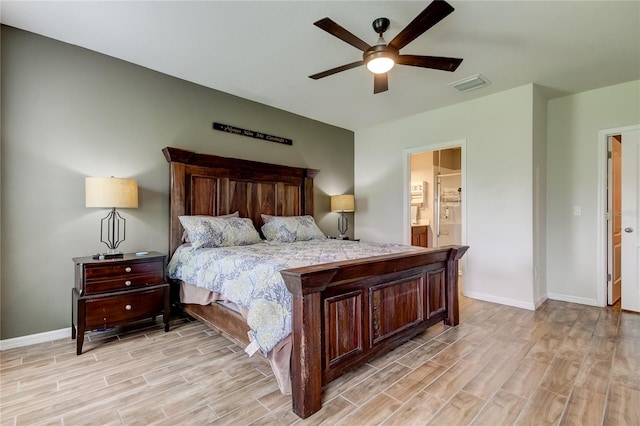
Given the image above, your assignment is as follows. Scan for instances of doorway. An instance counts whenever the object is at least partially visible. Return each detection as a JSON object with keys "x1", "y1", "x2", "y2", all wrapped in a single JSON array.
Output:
[
  {"x1": 409, "y1": 147, "x2": 463, "y2": 248},
  {"x1": 599, "y1": 125, "x2": 640, "y2": 312},
  {"x1": 405, "y1": 140, "x2": 466, "y2": 292}
]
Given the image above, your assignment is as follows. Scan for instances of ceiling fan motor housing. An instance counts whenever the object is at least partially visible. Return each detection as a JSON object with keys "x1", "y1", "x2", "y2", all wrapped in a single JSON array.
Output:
[
  {"x1": 372, "y1": 17, "x2": 390, "y2": 35},
  {"x1": 363, "y1": 44, "x2": 399, "y2": 66}
]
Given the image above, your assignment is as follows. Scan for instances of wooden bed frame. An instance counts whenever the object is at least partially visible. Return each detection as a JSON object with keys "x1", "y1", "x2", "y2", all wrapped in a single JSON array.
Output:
[{"x1": 163, "y1": 147, "x2": 468, "y2": 418}]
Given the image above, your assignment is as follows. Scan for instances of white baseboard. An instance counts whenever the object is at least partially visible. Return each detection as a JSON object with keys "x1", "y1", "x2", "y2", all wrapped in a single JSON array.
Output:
[
  {"x1": 546, "y1": 292, "x2": 602, "y2": 307},
  {"x1": 463, "y1": 291, "x2": 536, "y2": 311},
  {"x1": 534, "y1": 294, "x2": 548, "y2": 309},
  {"x1": 0, "y1": 327, "x2": 71, "y2": 351}
]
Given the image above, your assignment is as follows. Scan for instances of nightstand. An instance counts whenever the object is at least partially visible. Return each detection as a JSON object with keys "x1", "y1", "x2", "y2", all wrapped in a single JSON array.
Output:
[{"x1": 71, "y1": 252, "x2": 170, "y2": 355}]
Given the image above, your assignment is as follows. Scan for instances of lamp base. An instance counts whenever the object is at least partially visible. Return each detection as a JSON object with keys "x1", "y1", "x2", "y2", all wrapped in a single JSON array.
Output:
[
  {"x1": 337, "y1": 212, "x2": 349, "y2": 239},
  {"x1": 92, "y1": 252, "x2": 124, "y2": 260}
]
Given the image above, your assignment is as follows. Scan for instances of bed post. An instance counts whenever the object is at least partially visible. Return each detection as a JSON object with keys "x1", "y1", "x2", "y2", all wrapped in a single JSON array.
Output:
[
  {"x1": 163, "y1": 147, "x2": 191, "y2": 256},
  {"x1": 167, "y1": 161, "x2": 186, "y2": 256},
  {"x1": 282, "y1": 268, "x2": 338, "y2": 419},
  {"x1": 303, "y1": 169, "x2": 319, "y2": 215},
  {"x1": 444, "y1": 246, "x2": 468, "y2": 326}
]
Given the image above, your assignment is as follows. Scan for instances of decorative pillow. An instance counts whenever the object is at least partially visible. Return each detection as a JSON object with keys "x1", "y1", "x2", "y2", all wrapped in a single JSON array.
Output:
[
  {"x1": 181, "y1": 212, "x2": 239, "y2": 243},
  {"x1": 179, "y1": 216, "x2": 261, "y2": 249},
  {"x1": 261, "y1": 215, "x2": 326, "y2": 243}
]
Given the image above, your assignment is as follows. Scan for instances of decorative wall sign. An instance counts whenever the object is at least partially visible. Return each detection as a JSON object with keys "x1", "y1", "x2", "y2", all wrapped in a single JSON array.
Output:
[{"x1": 213, "y1": 122, "x2": 293, "y2": 146}]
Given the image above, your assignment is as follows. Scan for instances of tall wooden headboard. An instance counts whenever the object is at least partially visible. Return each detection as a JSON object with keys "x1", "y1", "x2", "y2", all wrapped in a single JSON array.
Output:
[{"x1": 163, "y1": 147, "x2": 319, "y2": 256}]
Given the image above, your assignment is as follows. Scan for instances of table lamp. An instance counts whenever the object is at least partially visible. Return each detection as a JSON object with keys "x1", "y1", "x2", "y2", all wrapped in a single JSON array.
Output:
[
  {"x1": 330, "y1": 194, "x2": 355, "y2": 239},
  {"x1": 85, "y1": 177, "x2": 138, "y2": 258}
]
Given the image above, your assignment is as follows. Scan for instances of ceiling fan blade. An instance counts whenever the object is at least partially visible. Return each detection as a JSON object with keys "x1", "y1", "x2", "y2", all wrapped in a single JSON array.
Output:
[
  {"x1": 397, "y1": 55, "x2": 462, "y2": 72},
  {"x1": 373, "y1": 73, "x2": 388, "y2": 94},
  {"x1": 309, "y1": 60, "x2": 364, "y2": 80},
  {"x1": 388, "y1": 0, "x2": 455, "y2": 51},
  {"x1": 314, "y1": 18, "x2": 372, "y2": 51}
]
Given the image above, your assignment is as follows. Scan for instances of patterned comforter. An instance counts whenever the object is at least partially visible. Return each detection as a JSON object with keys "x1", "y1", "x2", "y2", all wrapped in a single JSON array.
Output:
[{"x1": 168, "y1": 239, "x2": 419, "y2": 354}]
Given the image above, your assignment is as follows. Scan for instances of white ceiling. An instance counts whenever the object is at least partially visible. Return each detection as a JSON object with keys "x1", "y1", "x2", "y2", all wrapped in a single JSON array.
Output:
[{"x1": 2, "y1": 1, "x2": 639, "y2": 131}]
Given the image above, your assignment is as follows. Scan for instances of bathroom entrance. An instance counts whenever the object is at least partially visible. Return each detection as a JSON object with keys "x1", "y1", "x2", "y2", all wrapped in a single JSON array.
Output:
[{"x1": 409, "y1": 147, "x2": 463, "y2": 249}]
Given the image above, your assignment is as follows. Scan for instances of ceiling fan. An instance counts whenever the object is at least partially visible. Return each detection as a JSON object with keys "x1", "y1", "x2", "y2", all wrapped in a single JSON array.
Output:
[{"x1": 309, "y1": 0, "x2": 463, "y2": 94}]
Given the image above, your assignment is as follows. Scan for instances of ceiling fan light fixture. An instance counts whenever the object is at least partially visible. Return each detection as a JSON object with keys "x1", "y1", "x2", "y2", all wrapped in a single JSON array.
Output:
[
  {"x1": 364, "y1": 44, "x2": 398, "y2": 74},
  {"x1": 366, "y1": 55, "x2": 395, "y2": 74}
]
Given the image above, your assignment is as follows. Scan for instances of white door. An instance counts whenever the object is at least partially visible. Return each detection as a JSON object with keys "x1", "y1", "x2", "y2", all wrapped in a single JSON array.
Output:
[{"x1": 621, "y1": 129, "x2": 640, "y2": 312}]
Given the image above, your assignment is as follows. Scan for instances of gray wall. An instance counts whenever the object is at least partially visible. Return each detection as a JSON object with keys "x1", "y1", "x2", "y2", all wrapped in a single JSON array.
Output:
[{"x1": 1, "y1": 26, "x2": 354, "y2": 339}]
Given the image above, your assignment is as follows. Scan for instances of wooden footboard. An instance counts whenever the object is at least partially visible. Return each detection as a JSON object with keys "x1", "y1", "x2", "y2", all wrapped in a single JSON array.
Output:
[{"x1": 281, "y1": 245, "x2": 468, "y2": 418}]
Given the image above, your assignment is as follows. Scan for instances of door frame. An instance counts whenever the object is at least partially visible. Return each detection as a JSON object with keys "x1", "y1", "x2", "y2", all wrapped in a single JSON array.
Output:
[
  {"x1": 597, "y1": 124, "x2": 640, "y2": 307},
  {"x1": 403, "y1": 138, "x2": 467, "y2": 268}
]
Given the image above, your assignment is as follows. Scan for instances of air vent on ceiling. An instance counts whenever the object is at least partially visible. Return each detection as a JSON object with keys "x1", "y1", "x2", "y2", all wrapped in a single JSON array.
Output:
[{"x1": 449, "y1": 74, "x2": 490, "y2": 92}]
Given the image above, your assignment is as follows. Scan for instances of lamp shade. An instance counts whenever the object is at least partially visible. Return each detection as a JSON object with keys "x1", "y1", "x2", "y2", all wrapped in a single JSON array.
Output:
[
  {"x1": 330, "y1": 194, "x2": 355, "y2": 212},
  {"x1": 85, "y1": 177, "x2": 138, "y2": 208}
]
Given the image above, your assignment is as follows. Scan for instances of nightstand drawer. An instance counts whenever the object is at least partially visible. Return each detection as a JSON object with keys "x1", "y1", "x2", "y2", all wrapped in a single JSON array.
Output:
[
  {"x1": 84, "y1": 260, "x2": 163, "y2": 280},
  {"x1": 85, "y1": 272, "x2": 164, "y2": 294},
  {"x1": 84, "y1": 287, "x2": 166, "y2": 329}
]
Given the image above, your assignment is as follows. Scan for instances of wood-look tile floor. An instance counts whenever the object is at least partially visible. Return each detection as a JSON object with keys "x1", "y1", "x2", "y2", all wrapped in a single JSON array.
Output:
[{"x1": 1, "y1": 295, "x2": 639, "y2": 425}]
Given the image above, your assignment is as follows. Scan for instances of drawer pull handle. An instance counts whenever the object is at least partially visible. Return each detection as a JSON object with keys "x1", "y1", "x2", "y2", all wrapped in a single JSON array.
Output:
[
  {"x1": 125, "y1": 267, "x2": 132, "y2": 273},
  {"x1": 125, "y1": 281, "x2": 132, "y2": 286},
  {"x1": 125, "y1": 304, "x2": 132, "y2": 311}
]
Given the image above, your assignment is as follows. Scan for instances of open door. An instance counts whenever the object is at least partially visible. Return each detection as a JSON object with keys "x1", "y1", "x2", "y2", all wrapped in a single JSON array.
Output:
[
  {"x1": 621, "y1": 129, "x2": 640, "y2": 312},
  {"x1": 607, "y1": 135, "x2": 622, "y2": 305}
]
